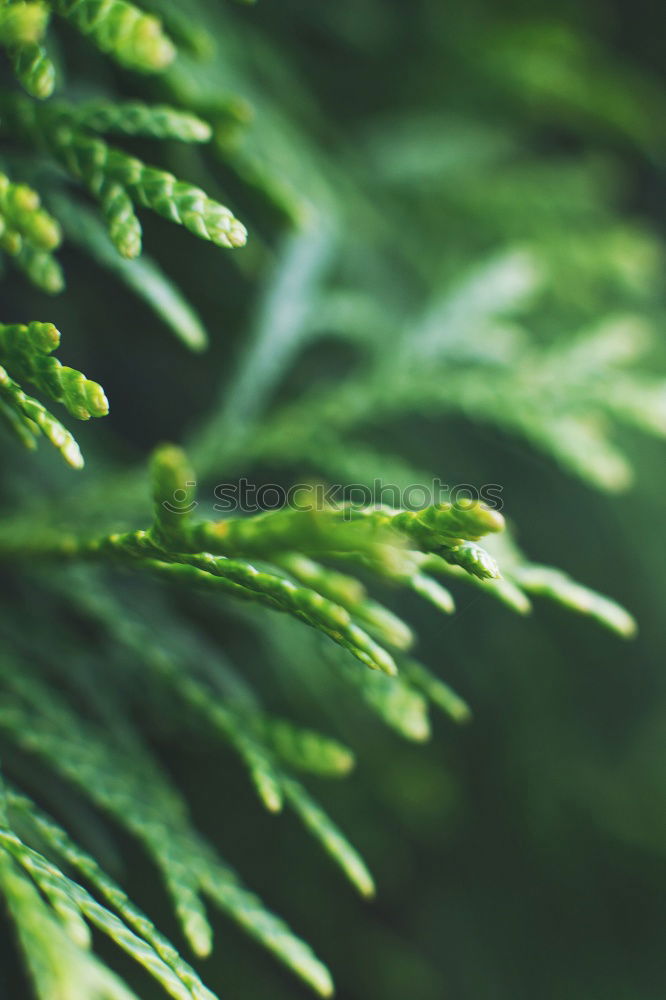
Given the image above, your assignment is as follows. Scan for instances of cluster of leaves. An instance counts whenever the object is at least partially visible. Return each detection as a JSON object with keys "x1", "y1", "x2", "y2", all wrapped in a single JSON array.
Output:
[
  {"x1": 0, "y1": 0, "x2": 663, "y2": 998},
  {"x1": 1, "y1": 0, "x2": 175, "y2": 100},
  {"x1": 0, "y1": 168, "x2": 63, "y2": 289},
  {"x1": 0, "y1": 440, "x2": 638, "y2": 997},
  {"x1": 0, "y1": 319, "x2": 107, "y2": 466},
  {"x1": 0, "y1": 438, "x2": 637, "y2": 998}
]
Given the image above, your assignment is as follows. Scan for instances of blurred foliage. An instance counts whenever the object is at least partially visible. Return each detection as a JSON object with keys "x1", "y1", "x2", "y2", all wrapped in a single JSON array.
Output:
[{"x1": 1, "y1": 0, "x2": 665, "y2": 998}]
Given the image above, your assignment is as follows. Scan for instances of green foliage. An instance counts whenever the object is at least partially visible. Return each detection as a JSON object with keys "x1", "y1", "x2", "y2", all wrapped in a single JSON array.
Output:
[
  {"x1": 0, "y1": 321, "x2": 107, "y2": 419},
  {"x1": 0, "y1": 171, "x2": 60, "y2": 248},
  {"x1": 0, "y1": 170, "x2": 62, "y2": 286},
  {"x1": 0, "y1": 3, "x2": 49, "y2": 48},
  {"x1": 0, "y1": 362, "x2": 83, "y2": 465},
  {"x1": 0, "y1": 0, "x2": 663, "y2": 998},
  {"x1": 9, "y1": 39, "x2": 55, "y2": 98},
  {"x1": 3, "y1": 95, "x2": 246, "y2": 257},
  {"x1": 48, "y1": 0, "x2": 175, "y2": 71},
  {"x1": 0, "y1": 0, "x2": 54, "y2": 98},
  {"x1": 0, "y1": 319, "x2": 107, "y2": 464}
]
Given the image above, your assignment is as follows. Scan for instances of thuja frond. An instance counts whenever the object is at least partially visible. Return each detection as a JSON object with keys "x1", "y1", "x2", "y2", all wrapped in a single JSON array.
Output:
[
  {"x1": 0, "y1": 321, "x2": 108, "y2": 419},
  {"x1": 0, "y1": 1, "x2": 661, "y2": 995},
  {"x1": 259, "y1": 717, "x2": 355, "y2": 777},
  {"x1": 280, "y1": 775, "x2": 375, "y2": 897},
  {"x1": 423, "y1": 553, "x2": 533, "y2": 616},
  {"x1": 69, "y1": 569, "x2": 354, "y2": 781},
  {"x1": 400, "y1": 659, "x2": 472, "y2": 725},
  {"x1": 47, "y1": 98, "x2": 213, "y2": 140},
  {"x1": 47, "y1": 0, "x2": 175, "y2": 71},
  {"x1": 0, "y1": 0, "x2": 54, "y2": 98},
  {"x1": 0, "y1": 670, "x2": 209, "y2": 958},
  {"x1": 105, "y1": 610, "x2": 286, "y2": 813},
  {"x1": 0, "y1": 2, "x2": 49, "y2": 47},
  {"x1": 145, "y1": 554, "x2": 401, "y2": 674},
  {"x1": 78, "y1": 575, "x2": 376, "y2": 899},
  {"x1": 0, "y1": 847, "x2": 141, "y2": 1000},
  {"x1": 1, "y1": 0, "x2": 175, "y2": 95},
  {"x1": 8, "y1": 39, "x2": 55, "y2": 98},
  {"x1": 0, "y1": 446, "x2": 508, "y2": 674},
  {"x1": 191, "y1": 843, "x2": 334, "y2": 997},
  {"x1": 0, "y1": 319, "x2": 107, "y2": 465},
  {"x1": 6, "y1": 789, "x2": 218, "y2": 1000},
  {"x1": 14, "y1": 239, "x2": 64, "y2": 290},
  {"x1": 0, "y1": 792, "x2": 218, "y2": 1000},
  {"x1": 0, "y1": 171, "x2": 60, "y2": 250},
  {"x1": 0, "y1": 363, "x2": 84, "y2": 465},
  {"x1": 228, "y1": 190, "x2": 665, "y2": 492},
  {"x1": 0, "y1": 438, "x2": 636, "y2": 666},
  {"x1": 149, "y1": 452, "x2": 504, "y2": 577},
  {"x1": 249, "y1": 612, "x2": 440, "y2": 744},
  {"x1": 73, "y1": 580, "x2": 370, "y2": 891},
  {"x1": 274, "y1": 553, "x2": 415, "y2": 650},
  {"x1": 158, "y1": 0, "x2": 332, "y2": 225},
  {"x1": 0, "y1": 170, "x2": 62, "y2": 287},
  {"x1": 343, "y1": 660, "x2": 433, "y2": 742},
  {"x1": 137, "y1": 0, "x2": 214, "y2": 58},
  {"x1": 420, "y1": 530, "x2": 637, "y2": 638},
  {"x1": 70, "y1": 562, "x2": 436, "y2": 754},
  {"x1": 0, "y1": 664, "x2": 334, "y2": 995},
  {"x1": 483, "y1": 531, "x2": 638, "y2": 637},
  {"x1": 4, "y1": 96, "x2": 246, "y2": 257}
]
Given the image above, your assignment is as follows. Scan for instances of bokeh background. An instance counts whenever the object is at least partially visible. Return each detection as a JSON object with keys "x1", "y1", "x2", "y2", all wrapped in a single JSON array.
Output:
[{"x1": 2, "y1": 0, "x2": 666, "y2": 998}]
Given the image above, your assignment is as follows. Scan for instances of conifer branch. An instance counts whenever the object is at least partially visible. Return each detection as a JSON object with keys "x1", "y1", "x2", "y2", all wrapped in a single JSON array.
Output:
[
  {"x1": 99, "y1": 179, "x2": 143, "y2": 257},
  {"x1": 0, "y1": 2, "x2": 49, "y2": 47},
  {"x1": 0, "y1": 663, "x2": 334, "y2": 994},
  {"x1": 0, "y1": 446, "x2": 509, "y2": 673},
  {"x1": 3, "y1": 96, "x2": 247, "y2": 252},
  {"x1": 0, "y1": 172, "x2": 60, "y2": 249},
  {"x1": 0, "y1": 846, "x2": 141, "y2": 1000},
  {"x1": 47, "y1": 0, "x2": 176, "y2": 71},
  {"x1": 0, "y1": 319, "x2": 107, "y2": 464},
  {"x1": 48, "y1": 98, "x2": 213, "y2": 140},
  {"x1": 8, "y1": 40, "x2": 55, "y2": 97},
  {"x1": 0, "y1": 3, "x2": 659, "y2": 996},
  {"x1": 14, "y1": 241, "x2": 64, "y2": 290},
  {"x1": 7, "y1": 789, "x2": 218, "y2": 1000},
  {"x1": 0, "y1": 363, "x2": 84, "y2": 466},
  {"x1": 0, "y1": 320, "x2": 108, "y2": 419},
  {"x1": 0, "y1": 171, "x2": 62, "y2": 286}
]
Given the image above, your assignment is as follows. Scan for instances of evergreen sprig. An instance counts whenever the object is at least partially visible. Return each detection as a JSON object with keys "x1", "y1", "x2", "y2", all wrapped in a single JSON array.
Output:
[
  {"x1": 14, "y1": 239, "x2": 64, "y2": 290},
  {"x1": 0, "y1": 362, "x2": 84, "y2": 465},
  {"x1": 8, "y1": 39, "x2": 55, "y2": 98},
  {"x1": 0, "y1": 0, "x2": 54, "y2": 98},
  {"x1": 0, "y1": 2, "x2": 49, "y2": 48},
  {"x1": 4, "y1": 96, "x2": 246, "y2": 257},
  {"x1": 0, "y1": 319, "x2": 107, "y2": 464},
  {"x1": 0, "y1": 320, "x2": 108, "y2": 419},
  {"x1": 0, "y1": 171, "x2": 60, "y2": 249},
  {"x1": 0, "y1": 664, "x2": 335, "y2": 996},
  {"x1": 1, "y1": 0, "x2": 175, "y2": 96},
  {"x1": 0, "y1": 445, "x2": 509, "y2": 673},
  {"x1": 47, "y1": 0, "x2": 176, "y2": 71},
  {"x1": 0, "y1": 0, "x2": 660, "y2": 997},
  {"x1": 0, "y1": 170, "x2": 62, "y2": 286},
  {"x1": 47, "y1": 98, "x2": 213, "y2": 140}
]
